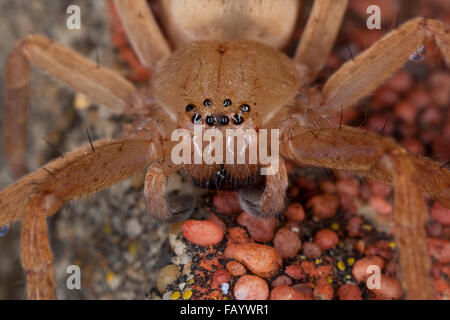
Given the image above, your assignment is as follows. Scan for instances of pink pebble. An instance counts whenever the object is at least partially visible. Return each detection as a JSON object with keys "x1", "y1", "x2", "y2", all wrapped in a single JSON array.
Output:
[
  {"x1": 284, "y1": 264, "x2": 304, "y2": 280},
  {"x1": 285, "y1": 203, "x2": 305, "y2": 223},
  {"x1": 430, "y1": 202, "x2": 450, "y2": 226},
  {"x1": 394, "y1": 101, "x2": 417, "y2": 123},
  {"x1": 369, "y1": 274, "x2": 402, "y2": 300},
  {"x1": 292, "y1": 283, "x2": 314, "y2": 298},
  {"x1": 234, "y1": 275, "x2": 269, "y2": 300},
  {"x1": 336, "y1": 179, "x2": 359, "y2": 196},
  {"x1": 347, "y1": 216, "x2": 363, "y2": 237},
  {"x1": 270, "y1": 285, "x2": 312, "y2": 300},
  {"x1": 314, "y1": 229, "x2": 339, "y2": 250},
  {"x1": 207, "y1": 213, "x2": 226, "y2": 233},
  {"x1": 212, "y1": 191, "x2": 242, "y2": 214},
  {"x1": 182, "y1": 220, "x2": 224, "y2": 246},
  {"x1": 271, "y1": 275, "x2": 292, "y2": 288},
  {"x1": 273, "y1": 228, "x2": 301, "y2": 259},
  {"x1": 307, "y1": 194, "x2": 340, "y2": 220},
  {"x1": 428, "y1": 238, "x2": 450, "y2": 263},
  {"x1": 213, "y1": 269, "x2": 231, "y2": 286},
  {"x1": 369, "y1": 196, "x2": 393, "y2": 216},
  {"x1": 367, "y1": 179, "x2": 392, "y2": 198},
  {"x1": 224, "y1": 243, "x2": 282, "y2": 278},
  {"x1": 426, "y1": 220, "x2": 443, "y2": 237},
  {"x1": 313, "y1": 278, "x2": 334, "y2": 300},
  {"x1": 237, "y1": 211, "x2": 276, "y2": 242},
  {"x1": 302, "y1": 242, "x2": 322, "y2": 259},
  {"x1": 226, "y1": 261, "x2": 246, "y2": 276},
  {"x1": 352, "y1": 256, "x2": 385, "y2": 283}
]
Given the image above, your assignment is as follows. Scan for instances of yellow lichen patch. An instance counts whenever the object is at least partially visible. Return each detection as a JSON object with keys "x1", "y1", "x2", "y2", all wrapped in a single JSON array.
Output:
[
  {"x1": 182, "y1": 289, "x2": 192, "y2": 300},
  {"x1": 337, "y1": 261, "x2": 345, "y2": 271},
  {"x1": 389, "y1": 242, "x2": 396, "y2": 248},
  {"x1": 327, "y1": 276, "x2": 333, "y2": 284},
  {"x1": 128, "y1": 243, "x2": 137, "y2": 255},
  {"x1": 188, "y1": 278, "x2": 195, "y2": 284},
  {"x1": 74, "y1": 93, "x2": 91, "y2": 110},
  {"x1": 347, "y1": 257, "x2": 355, "y2": 266},
  {"x1": 106, "y1": 272, "x2": 115, "y2": 282},
  {"x1": 315, "y1": 258, "x2": 322, "y2": 265},
  {"x1": 103, "y1": 224, "x2": 112, "y2": 234},
  {"x1": 362, "y1": 224, "x2": 372, "y2": 231},
  {"x1": 331, "y1": 222, "x2": 339, "y2": 231},
  {"x1": 345, "y1": 274, "x2": 352, "y2": 280},
  {"x1": 171, "y1": 291, "x2": 181, "y2": 300}
]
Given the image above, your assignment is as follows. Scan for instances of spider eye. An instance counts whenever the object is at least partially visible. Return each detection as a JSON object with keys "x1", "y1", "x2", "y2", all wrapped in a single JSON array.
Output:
[
  {"x1": 185, "y1": 104, "x2": 195, "y2": 112},
  {"x1": 219, "y1": 115, "x2": 229, "y2": 125},
  {"x1": 223, "y1": 99, "x2": 232, "y2": 107},
  {"x1": 192, "y1": 113, "x2": 202, "y2": 124},
  {"x1": 203, "y1": 99, "x2": 212, "y2": 107},
  {"x1": 240, "y1": 104, "x2": 250, "y2": 112},
  {"x1": 205, "y1": 115, "x2": 217, "y2": 126},
  {"x1": 232, "y1": 114, "x2": 243, "y2": 125}
]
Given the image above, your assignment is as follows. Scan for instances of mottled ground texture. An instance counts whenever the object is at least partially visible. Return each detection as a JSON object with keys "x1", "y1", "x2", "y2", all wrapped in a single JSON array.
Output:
[
  {"x1": 0, "y1": 0, "x2": 173, "y2": 299},
  {"x1": 0, "y1": 0, "x2": 449, "y2": 300}
]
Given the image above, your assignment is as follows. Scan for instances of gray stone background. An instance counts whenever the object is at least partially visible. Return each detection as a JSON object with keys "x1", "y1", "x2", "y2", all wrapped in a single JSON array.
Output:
[{"x1": 0, "y1": 0, "x2": 172, "y2": 299}]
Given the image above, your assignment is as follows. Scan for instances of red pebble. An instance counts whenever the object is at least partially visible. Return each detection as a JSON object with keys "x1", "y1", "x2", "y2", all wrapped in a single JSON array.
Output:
[
  {"x1": 234, "y1": 275, "x2": 269, "y2": 300},
  {"x1": 347, "y1": 216, "x2": 363, "y2": 237},
  {"x1": 372, "y1": 85, "x2": 399, "y2": 109},
  {"x1": 367, "y1": 179, "x2": 392, "y2": 198},
  {"x1": 402, "y1": 138, "x2": 425, "y2": 155},
  {"x1": 337, "y1": 284, "x2": 363, "y2": 300},
  {"x1": 314, "y1": 229, "x2": 339, "y2": 250},
  {"x1": 237, "y1": 212, "x2": 276, "y2": 242},
  {"x1": 296, "y1": 177, "x2": 317, "y2": 191},
  {"x1": 313, "y1": 278, "x2": 334, "y2": 300},
  {"x1": 386, "y1": 70, "x2": 413, "y2": 93},
  {"x1": 365, "y1": 241, "x2": 393, "y2": 260},
  {"x1": 369, "y1": 196, "x2": 393, "y2": 216},
  {"x1": 224, "y1": 243, "x2": 282, "y2": 278},
  {"x1": 182, "y1": 220, "x2": 224, "y2": 246},
  {"x1": 426, "y1": 220, "x2": 443, "y2": 237},
  {"x1": 302, "y1": 242, "x2": 322, "y2": 259},
  {"x1": 213, "y1": 269, "x2": 231, "y2": 286},
  {"x1": 273, "y1": 228, "x2": 301, "y2": 259},
  {"x1": 292, "y1": 283, "x2": 314, "y2": 298},
  {"x1": 369, "y1": 274, "x2": 402, "y2": 300},
  {"x1": 407, "y1": 89, "x2": 432, "y2": 110},
  {"x1": 271, "y1": 275, "x2": 292, "y2": 288},
  {"x1": 352, "y1": 256, "x2": 385, "y2": 283},
  {"x1": 284, "y1": 221, "x2": 301, "y2": 235},
  {"x1": 430, "y1": 202, "x2": 450, "y2": 226},
  {"x1": 320, "y1": 181, "x2": 337, "y2": 194},
  {"x1": 227, "y1": 227, "x2": 250, "y2": 244},
  {"x1": 212, "y1": 191, "x2": 242, "y2": 214},
  {"x1": 307, "y1": 194, "x2": 340, "y2": 220},
  {"x1": 270, "y1": 285, "x2": 312, "y2": 300},
  {"x1": 207, "y1": 214, "x2": 226, "y2": 233},
  {"x1": 428, "y1": 238, "x2": 450, "y2": 263},
  {"x1": 226, "y1": 261, "x2": 246, "y2": 276},
  {"x1": 336, "y1": 179, "x2": 359, "y2": 196},
  {"x1": 394, "y1": 101, "x2": 417, "y2": 123},
  {"x1": 285, "y1": 203, "x2": 305, "y2": 223},
  {"x1": 284, "y1": 264, "x2": 304, "y2": 280}
]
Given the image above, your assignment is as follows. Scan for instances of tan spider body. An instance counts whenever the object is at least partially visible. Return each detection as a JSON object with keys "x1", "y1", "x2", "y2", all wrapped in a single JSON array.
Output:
[{"x1": 0, "y1": 0, "x2": 449, "y2": 300}]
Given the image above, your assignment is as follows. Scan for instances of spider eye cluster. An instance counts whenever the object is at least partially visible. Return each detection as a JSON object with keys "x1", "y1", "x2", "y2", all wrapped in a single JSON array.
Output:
[{"x1": 185, "y1": 98, "x2": 251, "y2": 126}]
